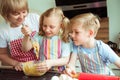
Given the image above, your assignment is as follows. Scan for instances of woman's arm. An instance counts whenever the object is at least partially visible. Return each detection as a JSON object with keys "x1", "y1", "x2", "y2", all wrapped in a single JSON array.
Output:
[
  {"x1": 0, "y1": 48, "x2": 23, "y2": 71},
  {"x1": 21, "y1": 35, "x2": 32, "y2": 52},
  {"x1": 0, "y1": 48, "x2": 19, "y2": 66},
  {"x1": 21, "y1": 26, "x2": 33, "y2": 52}
]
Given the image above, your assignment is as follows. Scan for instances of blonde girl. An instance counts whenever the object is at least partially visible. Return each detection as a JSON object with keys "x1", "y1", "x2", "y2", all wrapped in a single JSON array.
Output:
[
  {"x1": 22, "y1": 7, "x2": 71, "y2": 72},
  {"x1": 66, "y1": 13, "x2": 120, "y2": 76}
]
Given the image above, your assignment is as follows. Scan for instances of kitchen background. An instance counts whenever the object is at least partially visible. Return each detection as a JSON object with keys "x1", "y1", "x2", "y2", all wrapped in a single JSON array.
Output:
[
  {"x1": 0, "y1": 0, "x2": 120, "y2": 44},
  {"x1": 0, "y1": 0, "x2": 120, "y2": 76},
  {"x1": 28, "y1": 0, "x2": 120, "y2": 76},
  {"x1": 27, "y1": 0, "x2": 120, "y2": 44}
]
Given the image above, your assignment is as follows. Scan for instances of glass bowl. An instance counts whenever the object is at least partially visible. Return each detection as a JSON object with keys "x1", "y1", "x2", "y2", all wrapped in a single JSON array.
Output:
[{"x1": 22, "y1": 61, "x2": 46, "y2": 76}]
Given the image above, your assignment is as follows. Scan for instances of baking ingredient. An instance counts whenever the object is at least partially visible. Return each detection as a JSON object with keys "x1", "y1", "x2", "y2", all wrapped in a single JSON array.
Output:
[{"x1": 22, "y1": 61, "x2": 46, "y2": 76}]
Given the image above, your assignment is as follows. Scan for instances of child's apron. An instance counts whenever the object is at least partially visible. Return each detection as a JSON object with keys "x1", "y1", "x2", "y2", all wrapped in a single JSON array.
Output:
[
  {"x1": 41, "y1": 37, "x2": 64, "y2": 72},
  {"x1": 9, "y1": 31, "x2": 37, "y2": 62},
  {"x1": 77, "y1": 45, "x2": 114, "y2": 75}
]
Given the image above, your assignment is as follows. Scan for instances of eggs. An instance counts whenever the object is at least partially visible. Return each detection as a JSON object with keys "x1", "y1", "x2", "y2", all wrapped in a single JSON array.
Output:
[
  {"x1": 59, "y1": 74, "x2": 73, "y2": 80},
  {"x1": 51, "y1": 74, "x2": 78, "y2": 80},
  {"x1": 51, "y1": 76, "x2": 59, "y2": 80}
]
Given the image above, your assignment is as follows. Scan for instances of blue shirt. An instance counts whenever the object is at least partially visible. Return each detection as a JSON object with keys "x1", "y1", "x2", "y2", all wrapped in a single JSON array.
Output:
[{"x1": 72, "y1": 40, "x2": 120, "y2": 75}]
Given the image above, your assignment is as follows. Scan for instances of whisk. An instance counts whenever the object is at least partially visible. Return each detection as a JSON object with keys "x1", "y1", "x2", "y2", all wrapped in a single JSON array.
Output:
[{"x1": 22, "y1": 23, "x2": 40, "y2": 60}]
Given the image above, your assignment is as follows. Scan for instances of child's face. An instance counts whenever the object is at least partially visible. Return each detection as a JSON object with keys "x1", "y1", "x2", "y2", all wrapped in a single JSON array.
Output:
[
  {"x1": 8, "y1": 9, "x2": 28, "y2": 27},
  {"x1": 69, "y1": 22, "x2": 89, "y2": 46},
  {"x1": 42, "y1": 16, "x2": 61, "y2": 38}
]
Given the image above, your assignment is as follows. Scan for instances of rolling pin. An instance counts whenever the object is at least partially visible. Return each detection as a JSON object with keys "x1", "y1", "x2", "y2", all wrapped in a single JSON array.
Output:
[{"x1": 72, "y1": 72, "x2": 120, "y2": 80}]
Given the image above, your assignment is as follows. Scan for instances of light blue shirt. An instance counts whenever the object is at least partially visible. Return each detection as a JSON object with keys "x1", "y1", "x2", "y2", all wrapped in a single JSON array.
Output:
[{"x1": 72, "y1": 40, "x2": 120, "y2": 75}]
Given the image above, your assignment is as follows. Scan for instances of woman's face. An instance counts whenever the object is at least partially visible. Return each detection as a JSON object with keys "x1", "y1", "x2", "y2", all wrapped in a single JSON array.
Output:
[
  {"x1": 69, "y1": 22, "x2": 89, "y2": 46},
  {"x1": 8, "y1": 9, "x2": 28, "y2": 27},
  {"x1": 42, "y1": 16, "x2": 61, "y2": 38}
]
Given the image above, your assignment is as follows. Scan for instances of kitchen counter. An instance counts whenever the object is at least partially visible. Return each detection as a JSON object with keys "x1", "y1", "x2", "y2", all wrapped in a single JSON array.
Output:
[
  {"x1": 0, "y1": 61, "x2": 60, "y2": 80},
  {"x1": 0, "y1": 68, "x2": 60, "y2": 80}
]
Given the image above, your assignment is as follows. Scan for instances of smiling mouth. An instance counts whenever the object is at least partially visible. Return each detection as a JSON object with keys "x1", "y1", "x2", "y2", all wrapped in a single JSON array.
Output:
[
  {"x1": 45, "y1": 33, "x2": 51, "y2": 36},
  {"x1": 46, "y1": 32, "x2": 50, "y2": 34},
  {"x1": 72, "y1": 40, "x2": 76, "y2": 43},
  {"x1": 72, "y1": 39, "x2": 76, "y2": 41},
  {"x1": 73, "y1": 41, "x2": 76, "y2": 42}
]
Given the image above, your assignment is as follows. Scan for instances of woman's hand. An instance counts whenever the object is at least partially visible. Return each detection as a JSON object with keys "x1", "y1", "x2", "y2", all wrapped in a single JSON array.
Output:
[
  {"x1": 21, "y1": 25, "x2": 32, "y2": 36},
  {"x1": 14, "y1": 62, "x2": 23, "y2": 71}
]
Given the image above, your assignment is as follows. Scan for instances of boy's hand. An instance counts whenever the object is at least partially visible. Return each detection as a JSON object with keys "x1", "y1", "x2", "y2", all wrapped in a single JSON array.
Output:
[{"x1": 65, "y1": 65, "x2": 76, "y2": 78}]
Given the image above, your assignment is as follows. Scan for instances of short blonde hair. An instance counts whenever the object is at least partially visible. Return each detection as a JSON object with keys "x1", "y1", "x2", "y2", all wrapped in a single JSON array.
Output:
[
  {"x1": 39, "y1": 7, "x2": 70, "y2": 42},
  {"x1": 70, "y1": 13, "x2": 100, "y2": 36},
  {"x1": 0, "y1": 0, "x2": 29, "y2": 21}
]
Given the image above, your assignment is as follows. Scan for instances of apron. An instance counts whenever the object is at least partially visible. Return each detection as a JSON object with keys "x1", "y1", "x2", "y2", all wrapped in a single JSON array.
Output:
[
  {"x1": 9, "y1": 31, "x2": 37, "y2": 62},
  {"x1": 41, "y1": 37, "x2": 64, "y2": 71},
  {"x1": 77, "y1": 45, "x2": 114, "y2": 75}
]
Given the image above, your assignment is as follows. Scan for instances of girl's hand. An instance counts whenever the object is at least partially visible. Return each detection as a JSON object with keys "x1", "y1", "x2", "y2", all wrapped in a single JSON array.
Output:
[
  {"x1": 36, "y1": 60, "x2": 51, "y2": 72},
  {"x1": 21, "y1": 25, "x2": 32, "y2": 36},
  {"x1": 45, "y1": 60, "x2": 53, "y2": 70},
  {"x1": 14, "y1": 62, "x2": 23, "y2": 71}
]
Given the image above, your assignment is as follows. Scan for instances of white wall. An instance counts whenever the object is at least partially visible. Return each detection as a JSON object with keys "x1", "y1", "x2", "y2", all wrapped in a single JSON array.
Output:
[
  {"x1": 107, "y1": 0, "x2": 120, "y2": 44},
  {"x1": 1, "y1": 0, "x2": 120, "y2": 44},
  {"x1": 28, "y1": 0, "x2": 56, "y2": 14},
  {"x1": 28, "y1": 0, "x2": 120, "y2": 44}
]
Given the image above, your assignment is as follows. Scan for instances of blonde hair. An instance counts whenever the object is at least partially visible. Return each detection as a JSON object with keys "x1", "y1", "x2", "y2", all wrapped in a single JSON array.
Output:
[
  {"x1": 39, "y1": 7, "x2": 70, "y2": 42},
  {"x1": 70, "y1": 13, "x2": 100, "y2": 37},
  {"x1": 0, "y1": 0, "x2": 28, "y2": 21}
]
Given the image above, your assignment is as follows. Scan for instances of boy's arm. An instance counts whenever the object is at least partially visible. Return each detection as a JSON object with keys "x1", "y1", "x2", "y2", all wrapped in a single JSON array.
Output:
[
  {"x1": 114, "y1": 58, "x2": 120, "y2": 68},
  {"x1": 67, "y1": 53, "x2": 77, "y2": 67},
  {"x1": 65, "y1": 53, "x2": 77, "y2": 77}
]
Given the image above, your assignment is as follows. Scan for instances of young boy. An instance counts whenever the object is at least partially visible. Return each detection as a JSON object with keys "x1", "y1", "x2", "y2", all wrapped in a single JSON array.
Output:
[{"x1": 66, "y1": 13, "x2": 120, "y2": 76}]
